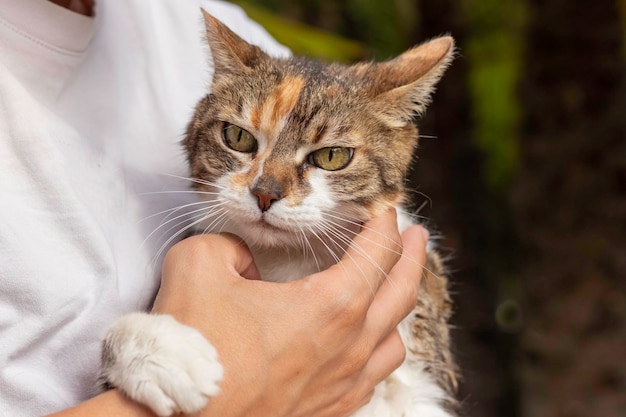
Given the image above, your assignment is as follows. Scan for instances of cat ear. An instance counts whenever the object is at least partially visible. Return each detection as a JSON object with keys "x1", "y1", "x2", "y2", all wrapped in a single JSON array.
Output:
[
  {"x1": 369, "y1": 36, "x2": 455, "y2": 127},
  {"x1": 201, "y1": 9, "x2": 268, "y2": 76}
]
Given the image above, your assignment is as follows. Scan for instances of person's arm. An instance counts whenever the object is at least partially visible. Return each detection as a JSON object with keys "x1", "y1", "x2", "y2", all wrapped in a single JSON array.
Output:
[
  {"x1": 46, "y1": 390, "x2": 152, "y2": 417},
  {"x1": 47, "y1": 209, "x2": 427, "y2": 417}
]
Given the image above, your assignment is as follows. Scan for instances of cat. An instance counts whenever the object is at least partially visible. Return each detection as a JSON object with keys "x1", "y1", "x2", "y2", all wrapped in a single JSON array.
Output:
[{"x1": 101, "y1": 10, "x2": 458, "y2": 417}]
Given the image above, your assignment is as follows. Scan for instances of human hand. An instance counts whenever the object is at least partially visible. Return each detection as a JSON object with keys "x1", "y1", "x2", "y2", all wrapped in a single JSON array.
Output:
[{"x1": 152, "y1": 209, "x2": 428, "y2": 417}]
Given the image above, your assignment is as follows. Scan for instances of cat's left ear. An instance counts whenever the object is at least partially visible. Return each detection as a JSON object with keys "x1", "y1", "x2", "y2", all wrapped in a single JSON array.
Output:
[
  {"x1": 201, "y1": 9, "x2": 268, "y2": 77},
  {"x1": 369, "y1": 36, "x2": 455, "y2": 127}
]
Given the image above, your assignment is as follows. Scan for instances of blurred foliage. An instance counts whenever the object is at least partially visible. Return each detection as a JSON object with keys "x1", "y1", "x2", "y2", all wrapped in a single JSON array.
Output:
[
  {"x1": 463, "y1": 0, "x2": 526, "y2": 189},
  {"x1": 234, "y1": 0, "x2": 418, "y2": 60},
  {"x1": 341, "y1": 0, "x2": 418, "y2": 59},
  {"x1": 232, "y1": 1, "x2": 365, "y2": 62}
]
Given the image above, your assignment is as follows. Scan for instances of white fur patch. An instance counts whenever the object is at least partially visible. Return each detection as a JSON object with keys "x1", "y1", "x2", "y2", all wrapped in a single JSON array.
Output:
[
  {"x1": 213, "y1": 167, "x2": 340, "y2": 250},
  {"x1": 350, "y1": 364, "x2": 454, "y2": 417},
  {"x1": 101, "y1": 313, "x2": 223, "y2": 417}
]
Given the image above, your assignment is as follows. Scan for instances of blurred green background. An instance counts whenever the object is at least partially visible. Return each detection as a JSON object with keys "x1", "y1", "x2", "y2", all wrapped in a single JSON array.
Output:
[{"x1": 232, "y1": 1, "x2": 626, "y2": 416}]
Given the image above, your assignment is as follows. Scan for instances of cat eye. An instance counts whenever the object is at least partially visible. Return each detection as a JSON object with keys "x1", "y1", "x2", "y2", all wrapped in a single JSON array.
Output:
[
  {"x1": 223, "y1": 123, "x2": 257, "y2": 153},
  {"x1": 308, "y1": 147, "x2": 354, "y2": 171}
]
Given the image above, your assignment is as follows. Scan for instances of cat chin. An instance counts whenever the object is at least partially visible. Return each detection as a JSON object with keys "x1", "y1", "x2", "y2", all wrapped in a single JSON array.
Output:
[
  {"x1": 214, "y1": 217, "x2": 305, "y2": 249},
  {"x1": 240, "y1": 227, "x2": 300, "y2": 249}
]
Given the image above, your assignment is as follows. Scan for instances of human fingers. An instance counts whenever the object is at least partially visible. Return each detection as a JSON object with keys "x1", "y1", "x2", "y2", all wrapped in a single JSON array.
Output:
[
  {"x1": 308, "y1": 332, "x2": 405, "y2": 417},
  {"x1": 361, "y1": 329, "x2": 406, "y2": 389},
  {"x1": 218, "y1": 233, "x2": 263, "y2": 281},
  {"x1": 155, "y1": 234, "x2": 260, "y2": 313},
  {"x1": 365, "y1": 225, "x2": 428, "y2": 340},
  {"x1": 163, "y1": 233, "x2": 260, "y2": 282},
  {"x1": 331, "y1": 208, "x2": 402, "y2": 296}
]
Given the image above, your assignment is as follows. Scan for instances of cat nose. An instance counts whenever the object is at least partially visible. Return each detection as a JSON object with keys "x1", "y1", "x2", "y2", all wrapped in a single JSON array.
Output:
[{"x1": 251, "y1": 187, "x2": 282, "y2": 212}]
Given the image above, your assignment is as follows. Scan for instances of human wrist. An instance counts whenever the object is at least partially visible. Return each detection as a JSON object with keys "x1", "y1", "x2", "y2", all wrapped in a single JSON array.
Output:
[{"x1": 44, "y1": 389, "x2": 153, "y2": 417}]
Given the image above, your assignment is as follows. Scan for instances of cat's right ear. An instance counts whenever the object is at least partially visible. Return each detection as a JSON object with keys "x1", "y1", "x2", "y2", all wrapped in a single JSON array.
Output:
[
  {"x1": 201, "y1": 10, "x2": 268, "y2": 77},
  {"x1": 368, "y1": 36, "x2": 455, "y2": 128}
]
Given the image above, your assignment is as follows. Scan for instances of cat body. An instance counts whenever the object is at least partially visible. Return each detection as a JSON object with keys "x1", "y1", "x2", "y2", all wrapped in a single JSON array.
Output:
[{"x1": 101, "y1": 11, "x2": 457, "y2": 417}]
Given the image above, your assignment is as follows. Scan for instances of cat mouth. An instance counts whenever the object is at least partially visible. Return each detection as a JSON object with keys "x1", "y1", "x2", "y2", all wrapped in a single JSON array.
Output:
[
  {"x1": 255, "y1": 215, "x2": 284, "y2": 231},
  {"x1": 241, "y1": 215, "x2": 302, "y2": 247}
]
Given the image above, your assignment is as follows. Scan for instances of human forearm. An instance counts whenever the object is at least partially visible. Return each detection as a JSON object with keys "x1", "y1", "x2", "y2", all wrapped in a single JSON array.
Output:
[{"x1": 45, "y1": 389, "x2": 152, "y2": 417}]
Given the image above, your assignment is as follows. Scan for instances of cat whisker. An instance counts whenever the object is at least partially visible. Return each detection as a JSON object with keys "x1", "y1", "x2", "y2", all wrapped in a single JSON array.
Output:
[
  {"x1": 324, "y1": 216, "x2": 443, "y2": 281},
  {"x1": 324, "y1": 210, "x2": 405, "y2": 252},
  {"x1": 296, "y1": 228, "x2": 311, "y2": 266},
  {"x1": 322, "y1": 220, "x2": 374, "y2": 260},
  {"x1": 300, "y1": 226, "x2": 321, "y2": 273},
  {"x1": 322, "y1": 220, "x2": 416, "y2": 302},
  {"x1": 324, "y1": 209, "x2": 363, "y2": 224},
  {"x1": 157, "y1": 172, "x2": 228, "y2": 190},
  {"x1": 159, "y1": 200, "x2": 226, "y2": 226},
  {"x1": 404, "y1": 187, "x2": 433, "y2": 212},
  {"x1": 139, "y1": 190, "x2": 222, "y2": 199},
  {"x1": 200, "y1": 210, "x2": 230, "y2": 236},
  {"x1": 295, "y1": 229, "x2": 305, "y2": 260},
  {"x1": 326, "y1": 207, "x2": 441, "y2": 279},
  {"x1": 308, "y1": 224, "x2": 343, "y2": 267},
  {"x1": 140, "y1": 198, "x2": 223, "y2": 223},
  {"x1": 309, "y1": 228, "x2": 349, "y2": 282},
  {"x1": 151, "y1": 207, "x2": 225, "y2": 254},
  {"x1": 149, "y1": 208, "x2": 226, "y2": 271},
  {"x1": 315, "y1": 222, "x2": 376, "y2": 296},
  {"x1": 397, "y1": 203, "x2": 430, "y2": 221},
  {"x1": 142, "y1": 202, "x2": 227, "y2": 249},
  {"x1": 282, "y1": 230, "x2": 298, "y2": 265},
  {"x1": 213, "y1": 210, "x2": 235, "y2": 236},
  {"x1": 324, "y1": 216, "x2": 402, "y2": 257}
]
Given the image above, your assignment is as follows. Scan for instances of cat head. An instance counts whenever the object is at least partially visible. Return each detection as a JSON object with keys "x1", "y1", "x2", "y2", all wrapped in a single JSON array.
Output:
[{"x1": 184, "y1": 11, "x2": 454, "y2": 248}]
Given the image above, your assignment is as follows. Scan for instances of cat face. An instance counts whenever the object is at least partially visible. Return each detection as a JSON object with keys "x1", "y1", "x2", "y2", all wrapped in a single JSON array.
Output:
[{"x1": 183, "y1": 11, "x2": 453, "y2": 249}]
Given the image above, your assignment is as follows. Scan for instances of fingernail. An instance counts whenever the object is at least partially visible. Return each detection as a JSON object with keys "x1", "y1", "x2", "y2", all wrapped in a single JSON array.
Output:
[{"x1": 421, "y1": 226, "x2": 430, "y2": 242}]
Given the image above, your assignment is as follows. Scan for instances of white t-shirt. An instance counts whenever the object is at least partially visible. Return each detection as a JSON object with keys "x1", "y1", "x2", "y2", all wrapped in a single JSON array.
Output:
[{"x1": 0, "y1": 1, "x2": 288, "y2": 415}]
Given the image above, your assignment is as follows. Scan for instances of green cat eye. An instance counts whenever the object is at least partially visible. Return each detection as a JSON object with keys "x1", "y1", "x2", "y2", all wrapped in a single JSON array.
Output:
[
  {"x1": 308, "y1": 147, "x2": 354, "y2": 171},
  {"x1": 223, "y1": 123, "x2": 257, "y2": 153}
]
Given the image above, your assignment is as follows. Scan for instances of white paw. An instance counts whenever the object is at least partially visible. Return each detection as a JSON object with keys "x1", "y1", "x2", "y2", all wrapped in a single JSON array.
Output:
[{"x1": 101, "y1": 313, "x2": 223, "y2": 417}]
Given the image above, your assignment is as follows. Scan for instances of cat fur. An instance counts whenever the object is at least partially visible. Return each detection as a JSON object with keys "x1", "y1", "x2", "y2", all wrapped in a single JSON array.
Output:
[{"x1": 101, "y1": 10, "x2": 458, "y2": 417}]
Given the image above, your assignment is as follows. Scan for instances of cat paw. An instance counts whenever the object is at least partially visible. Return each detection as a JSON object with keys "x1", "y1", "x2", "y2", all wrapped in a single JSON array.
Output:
[{"x1": 101, "y1": 313, "x2": 223, "y2": 417}]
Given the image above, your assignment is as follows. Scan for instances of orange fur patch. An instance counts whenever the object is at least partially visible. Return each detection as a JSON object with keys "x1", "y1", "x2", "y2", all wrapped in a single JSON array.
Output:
[
  {"x1": 250, "y1": 77, "x2": 305, "y2": 140},
  {"x1": 271, "y1": 77, "x2": 304, "y2": 124},
  {"x1": 250, "y1": 106, "x2": 261, "y2": 130}
]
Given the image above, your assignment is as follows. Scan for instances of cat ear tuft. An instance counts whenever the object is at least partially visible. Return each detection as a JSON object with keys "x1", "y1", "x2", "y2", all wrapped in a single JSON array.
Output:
[
  {"x1": 201, "y1": 9, "x2": 268, "y2": 77},
  {"x1": 370, "y1": 36, "x2": 455, "y2": 127}
]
